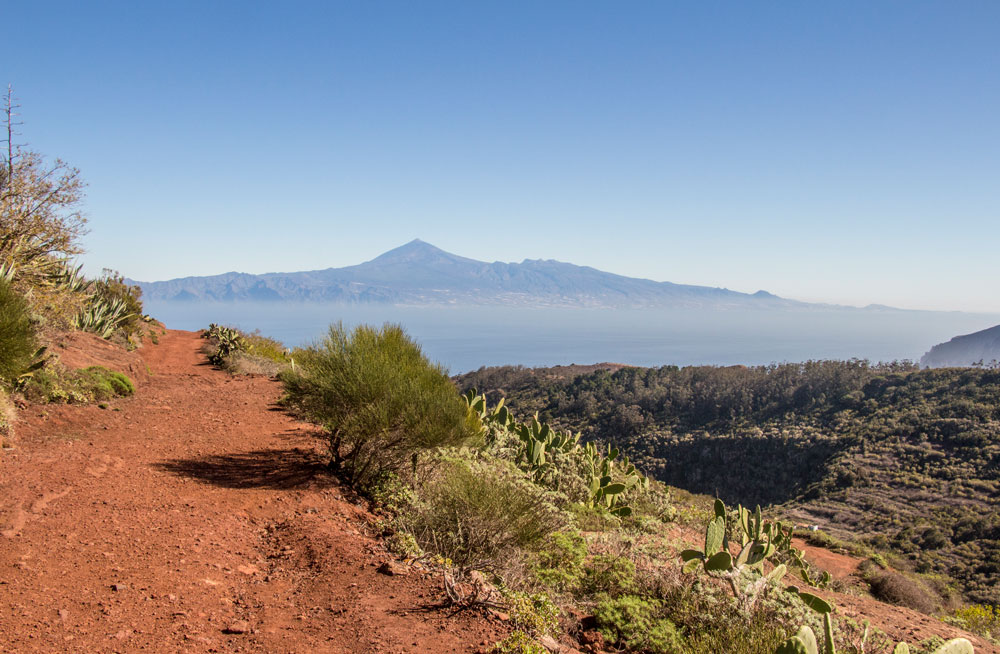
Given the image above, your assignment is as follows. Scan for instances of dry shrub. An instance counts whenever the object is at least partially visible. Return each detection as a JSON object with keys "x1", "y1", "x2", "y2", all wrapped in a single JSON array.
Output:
[
  {"x1": 406, "y1": 456, "x2": 567, "y2": 572},
  {"x1": 867, "y1": 568, "x2": 939, "y2": 613},
  {"x1": 242, "y1": 330, "x2": 290, "y2": 363},
  {"x1": 201, "y1": 325, "x2": 291, "y2": 376},
  {"x1": 26, "y1": 282, "x2": 88, "y2": 334},
  {"x1": 221, "y1": 350, "x2": 287, "y2": 377}
]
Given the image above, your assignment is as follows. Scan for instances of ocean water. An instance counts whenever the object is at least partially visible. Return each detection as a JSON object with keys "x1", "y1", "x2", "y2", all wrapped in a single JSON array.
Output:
[{"x1": 144, "y1": 301, "x2": 1000, "y2": 374}]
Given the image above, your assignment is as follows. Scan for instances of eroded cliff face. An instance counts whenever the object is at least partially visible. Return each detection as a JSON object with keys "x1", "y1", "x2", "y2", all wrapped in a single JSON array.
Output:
[{"x1": 922, "y1": 323, "x2": 1000, "y2": 368}]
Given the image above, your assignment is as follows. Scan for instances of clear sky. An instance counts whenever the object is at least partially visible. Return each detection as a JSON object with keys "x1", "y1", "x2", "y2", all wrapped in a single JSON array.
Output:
[{"x1": 6, "y1": 1, "x2": 999, "y2": 312}]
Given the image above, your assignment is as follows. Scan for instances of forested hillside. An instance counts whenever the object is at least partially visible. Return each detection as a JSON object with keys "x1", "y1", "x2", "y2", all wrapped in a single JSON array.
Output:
[{"x1": 456, "y1": 362, "x2": 1000, "y2": 606}]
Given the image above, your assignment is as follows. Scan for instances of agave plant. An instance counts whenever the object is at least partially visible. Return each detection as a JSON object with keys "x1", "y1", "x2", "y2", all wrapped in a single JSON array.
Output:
[
  {"x1": 48, "y1": 261, "x2": 91, "y2": 294},
  {"x1": 75, "y1": 296, "x2": 134, "y2": 339},
  {"x1": 0, "y1": 262, "x2": 15, "y2": 284}
]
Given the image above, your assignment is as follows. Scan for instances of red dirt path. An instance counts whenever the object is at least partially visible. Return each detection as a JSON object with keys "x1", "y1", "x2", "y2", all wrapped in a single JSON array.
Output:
[{"x1": 1, "y1": 330, "x2": 507, "y2": 653}]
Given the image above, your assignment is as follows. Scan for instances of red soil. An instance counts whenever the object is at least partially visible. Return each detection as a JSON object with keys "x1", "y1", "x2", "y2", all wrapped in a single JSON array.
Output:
[
  {"x1": 792, "y1": 537, "x2": 860, "y2": 581},
  {"x1": 0, "y1": 330, "x2": 508, "y2": 653},
  {"x1": 47, "y1": 330, "x2": 152, "y2": 386}
]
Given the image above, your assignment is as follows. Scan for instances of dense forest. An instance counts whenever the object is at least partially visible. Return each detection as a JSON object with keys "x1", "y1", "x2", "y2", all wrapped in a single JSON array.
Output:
[{"x1": 456, "y1": 361, "x2": 1000, "y2": 606}]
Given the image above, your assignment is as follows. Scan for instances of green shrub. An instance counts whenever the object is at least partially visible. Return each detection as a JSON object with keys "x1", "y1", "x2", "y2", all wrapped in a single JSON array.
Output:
[
  {"x1": 584, "y1": 553, "x2": 637, "y2": 596},
  {"x1": 568, "y1": 502, "x2": 622, "y2": 531},
  {"x1": 489, "y1": 631, "x2": 547, "y2": 654},
  {"x1": 384, "y1": 531, "x2": 422, "y2": 559},
  {"x1": 533, "y1": 530, "x2": 587, "y2": 592},
  {"x1": 406, "y1": 456, "x2": 567, "y2": 571},
  {"x1": 84, "y1": 366, "x2": 134, "y2": 400},
  {"x1": 951, "y1": 604, "x2": 999, "y2": 642},
  {"x1": 655, "y1": 576, "x2": 804, "y2": 654},
  {"x1": 502, "y1": 589, "x2": 560, "y2": 637},
  {"x1": 594, "y1": 595, "x2": 686, "y2": 654},
  {"x1": 364, "y1": 470, "x2": 417, "y2": 515},
  {"x1": 0, "y1": 278, "x2": 38, "y2": 386},
  {"x1": 280, "y1": 322, "x2": 476, "y2": 486},
  {"x1": 22, "y1": 365, "x2": 134, "y2": 404},
  {"x1": 81, "y1": 366, "x2": 135, "y2": 398},
  {"x1": 680, "y1": 609, "x2": 800, "y2": 654}
]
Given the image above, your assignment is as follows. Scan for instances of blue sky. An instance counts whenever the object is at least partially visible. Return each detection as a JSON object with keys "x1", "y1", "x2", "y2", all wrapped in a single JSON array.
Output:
[{"x1": 7, "y1": 1, "x2": 999, "y2": 312}]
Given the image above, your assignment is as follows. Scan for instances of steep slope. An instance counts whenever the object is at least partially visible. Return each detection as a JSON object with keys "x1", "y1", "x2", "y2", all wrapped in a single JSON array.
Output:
[
  {"x1": 456, "y1": 362, "x2": 1000, "y2": 606},
  {"x1": 134, "y1": 239, "x2": 801, "y2": 309},
  {"x1": 922, "y1": 323, "x2": 1000, "y2": 368},
  {"x1": 0, "y1": 331, "x2": 506, "y2": 653}
]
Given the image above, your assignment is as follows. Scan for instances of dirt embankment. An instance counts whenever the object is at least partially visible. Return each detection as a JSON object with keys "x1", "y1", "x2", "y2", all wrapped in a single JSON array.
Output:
[
  {"x1": 47, "y1": 330, "x2": 152, "y2": 386},
  {"x1": 0, "y1": 330, "x2": 507, "y2": 653}
]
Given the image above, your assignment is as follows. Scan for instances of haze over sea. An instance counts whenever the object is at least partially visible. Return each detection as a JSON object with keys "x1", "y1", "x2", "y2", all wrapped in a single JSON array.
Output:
[{"x1": 145, "y1": 301, "x2": 998, "y2": 374}]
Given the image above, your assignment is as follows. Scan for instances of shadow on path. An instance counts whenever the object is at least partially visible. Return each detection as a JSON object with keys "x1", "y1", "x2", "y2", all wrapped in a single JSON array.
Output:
[{"x1": 155, "y1": 447, "x2": 335, "y2": 490}]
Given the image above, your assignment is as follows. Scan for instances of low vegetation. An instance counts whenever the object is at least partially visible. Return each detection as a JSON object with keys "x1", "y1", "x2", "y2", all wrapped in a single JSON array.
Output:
[
  {"x1": 457, "y1": 362, "x2": 1000, "y2": 607},
  {"x1": 201, "y1": 323, "x2": 293, "y2": 376},
  {"x1": 949, "y1": 605, "x2": 1000, "y2": 645},
  {"x1": 404, "y1": 455, "x2": 568, "y2": 571},
  {"x1": 279, "y1": 325, "x2": 986, "y2": 654},
  {"x1": 21, "y1": 364, "x2": 134, "y2": 404},
  {"x1": 75, "y1": 269, "x2": 146, "y2": 344}
]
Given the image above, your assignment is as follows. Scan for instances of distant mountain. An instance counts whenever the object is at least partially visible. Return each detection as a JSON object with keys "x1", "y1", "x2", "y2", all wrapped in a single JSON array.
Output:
[
  {"x1": 134, "y1": 239, "x2": 809, "y2": 309},
  {"x1": 921, "y1": 324, "x2": 1000, "y2": 368}
]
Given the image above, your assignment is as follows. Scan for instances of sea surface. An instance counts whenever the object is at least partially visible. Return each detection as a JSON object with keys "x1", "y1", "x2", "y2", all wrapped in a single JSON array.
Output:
[{"x1": 145, "y1": 301, "x2": 1000, "y2": 374}]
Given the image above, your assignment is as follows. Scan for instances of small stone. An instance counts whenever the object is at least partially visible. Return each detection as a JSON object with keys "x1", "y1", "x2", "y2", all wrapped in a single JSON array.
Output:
[
  {"x1": 539, "y1": 634, "x2": 561, "y2": 652},
  {"x1": 110, "y1": 583, "x2": 127, "y2": 592},
  {"x1": 223, "y1": 619, "x2": 251, "y2": 634}
]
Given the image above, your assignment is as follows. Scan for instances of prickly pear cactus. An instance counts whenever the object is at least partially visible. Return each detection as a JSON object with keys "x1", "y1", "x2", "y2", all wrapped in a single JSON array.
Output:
[{"x1": 775, "y1": 626, "x2": 819, "y2": 654}]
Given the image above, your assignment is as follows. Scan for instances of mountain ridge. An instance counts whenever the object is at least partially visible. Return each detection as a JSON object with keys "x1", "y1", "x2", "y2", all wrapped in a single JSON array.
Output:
[{"x1": 134, "y1": 239, "x2": 815, "y2": 309}]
